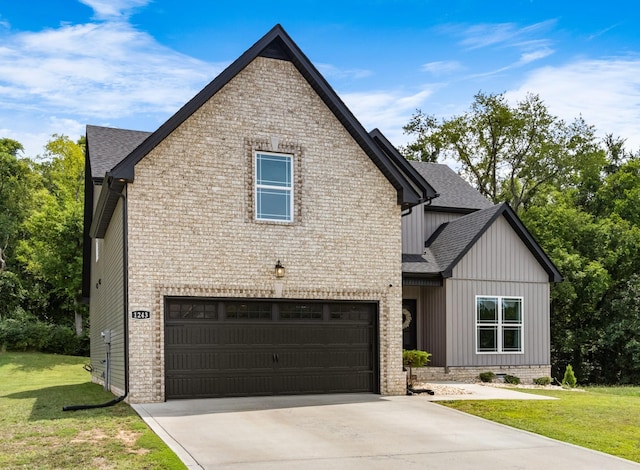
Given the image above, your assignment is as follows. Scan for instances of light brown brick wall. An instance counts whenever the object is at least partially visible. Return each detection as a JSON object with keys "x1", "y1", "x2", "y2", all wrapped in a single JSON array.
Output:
[{"x1": 125, "y1": 56, "x2": 405, "y2": 402}]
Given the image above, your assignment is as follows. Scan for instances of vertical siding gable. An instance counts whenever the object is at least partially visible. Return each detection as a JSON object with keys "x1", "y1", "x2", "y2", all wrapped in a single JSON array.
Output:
[
  {"x1": 424, "y1": 211, "x2": 465, "y2": 241},
  {"x1": 402, "y1": 205, "x2": 424, "y2": 254},
  {"x1": 453, "y1": 215, "x2": 549, "y2": 282}
]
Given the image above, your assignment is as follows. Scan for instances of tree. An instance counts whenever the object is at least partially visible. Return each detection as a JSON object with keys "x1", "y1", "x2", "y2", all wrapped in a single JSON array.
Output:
[
  {"x1": 0, "y1": 139, "x2": 39, "y2": 272},
  {"x1": 402, "y1": 92, "x2": 604, "y2": 212},
  {"x1": 522, "y1": 167, "x2": 640, "y2": 384},
  {"x1": 16, "y1": 135, "x2": 86, "y2": 327},
  {"x1": 402, "y1": 91, "x2": 640, "y2": 384},
  {"x1": 0, "y1": 139, "x2": 41, "y2": 320}
]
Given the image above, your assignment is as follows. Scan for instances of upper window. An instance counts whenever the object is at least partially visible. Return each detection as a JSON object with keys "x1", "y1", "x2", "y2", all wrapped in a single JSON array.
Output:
[
  {"x1": 476, "y1": 296, "x2": 523, "y2": 353},
  {"x1": 255, "y1": 152, "x2": 293, "y2": 222}
]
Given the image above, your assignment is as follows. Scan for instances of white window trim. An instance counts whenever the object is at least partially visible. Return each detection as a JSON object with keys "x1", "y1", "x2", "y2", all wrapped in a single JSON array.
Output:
[
  {"x1": 475, "y1": 295, "x2": 524, "y2": 354},
  {"x1": 254, "y1": 151, "x2": 294, "y2": 222}
]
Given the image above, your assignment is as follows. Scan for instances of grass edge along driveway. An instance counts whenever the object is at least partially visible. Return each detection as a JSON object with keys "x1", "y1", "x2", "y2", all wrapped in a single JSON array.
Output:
[
  {"x1": 440, "y1": 386, "x2": 640, "y2": 464},
  {"x1": 0, "y1": 351, "x2": 186, "y2": 470}
]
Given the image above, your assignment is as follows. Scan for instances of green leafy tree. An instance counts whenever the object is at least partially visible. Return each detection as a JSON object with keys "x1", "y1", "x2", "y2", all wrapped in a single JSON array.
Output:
[
  {"x1": 598, "y1": 274, "x2": 640, "y2": 384},
  {"x1": 0, "y1": 139, "x2": 39, "y2": 272},
  {"x1": 403, "y1": 91, "x2": 640, "y2": 384},
  {"x1": 0, "y1": 139, "x2": 41, "y2": 319},
  {"x1": 402, "y1": 92, "x2": 604, "y2": 213},
  {"x1": 16, "y1": 135, "x2": 86, "y2": 327}
]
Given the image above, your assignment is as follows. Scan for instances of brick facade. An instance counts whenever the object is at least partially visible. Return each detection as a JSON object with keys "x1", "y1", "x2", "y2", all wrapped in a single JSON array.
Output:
[{"x1": 124, "y1": 57, "x2": 405, "y2": 403}]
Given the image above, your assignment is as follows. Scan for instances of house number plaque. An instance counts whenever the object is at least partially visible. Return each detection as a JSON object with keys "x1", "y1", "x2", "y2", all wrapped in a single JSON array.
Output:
[{"x1": 131, "y1": 310, "x2": 151, "y2": 320}]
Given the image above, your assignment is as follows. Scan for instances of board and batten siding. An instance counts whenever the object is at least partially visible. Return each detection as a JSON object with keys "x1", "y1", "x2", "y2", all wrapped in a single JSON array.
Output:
[
  {"x1": 90, "y1": 196, "x2": 126, "y2": 394},
  {"x1": 402, "y1": 286, "x2": 446, "y2": 366},
  {"x1": 402, "y1": 209, "x2": 468, "y2": 255},
  {"x1": 401, "y1": 204, "x2": 424, "y2": 254},
  {"x1": 447, "y1": 216, "x2": 550, "y2": 367},
  {"x1": 424, "y1": 211, "x2": 464, "y2": 241}
]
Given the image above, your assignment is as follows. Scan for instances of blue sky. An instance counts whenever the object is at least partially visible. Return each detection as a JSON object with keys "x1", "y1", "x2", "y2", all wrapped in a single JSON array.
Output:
[{"x1": 1, "y1": 0, "x2": 639, "y2": 158}]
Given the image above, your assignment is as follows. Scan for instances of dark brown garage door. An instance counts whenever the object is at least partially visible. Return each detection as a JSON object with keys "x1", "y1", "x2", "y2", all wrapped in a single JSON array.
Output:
[{"x1": 165, "y1": 298, "x2": 378, "y2": 399}]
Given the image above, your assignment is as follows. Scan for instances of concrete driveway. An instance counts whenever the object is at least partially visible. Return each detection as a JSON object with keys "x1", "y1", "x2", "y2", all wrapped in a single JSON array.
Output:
[{"x1": 134, "y1": 393, "x2": 639, "y2": 469}]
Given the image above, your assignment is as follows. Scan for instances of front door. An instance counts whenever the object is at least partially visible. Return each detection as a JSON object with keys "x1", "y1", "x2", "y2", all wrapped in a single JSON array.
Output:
[{"x1": 402, "y1": 299, "x2": 417, "y2": 350}]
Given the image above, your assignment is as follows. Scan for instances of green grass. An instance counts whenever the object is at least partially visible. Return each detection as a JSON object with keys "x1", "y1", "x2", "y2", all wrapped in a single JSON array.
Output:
[
  {"x1": 0, "y1": 352, "x2": 186, "y2": 470},
  {"x1": 440, "y1": 386, "x2": 640, "y2": 463}
]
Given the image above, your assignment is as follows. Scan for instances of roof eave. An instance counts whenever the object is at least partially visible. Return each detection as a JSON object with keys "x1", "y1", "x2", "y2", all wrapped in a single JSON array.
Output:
[
  {"x1": 369, "y1": 128, "x2": 438, "y2": 203},
  {"x1": 108, "y1": 24, "x2": 422, "y2": 207},
  {"x1": 89, "y1": 175, "x2": 126, "y2": 239},
  {"x1": 501, "y1": 205, "x2": 563, "y2": 282}
]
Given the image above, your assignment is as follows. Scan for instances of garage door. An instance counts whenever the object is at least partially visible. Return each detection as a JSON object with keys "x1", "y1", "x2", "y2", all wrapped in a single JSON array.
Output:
[{"x1": 165, "y1": 298, "x2": 378, "y2": 399}]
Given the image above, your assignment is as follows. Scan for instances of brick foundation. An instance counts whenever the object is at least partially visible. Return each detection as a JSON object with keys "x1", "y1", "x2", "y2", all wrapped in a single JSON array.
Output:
[{"x1": 410, "y1": 365, "x2": 551, "y2": 384}]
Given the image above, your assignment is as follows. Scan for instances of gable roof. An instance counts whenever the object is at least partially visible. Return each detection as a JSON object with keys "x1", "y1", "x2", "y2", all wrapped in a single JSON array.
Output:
[
  {"x1": 403, "y1": 203, "x2": 562, "y2": 282},
  {"x1": 89, "y1": 25, "x2": 431, "y2": 238},
  {"x1": 369, "y1": 128, "x2": 438, "y2": 203},
  {"x1": 410, "y1": 162, "x2": 493, "y2": 212},
  {"x1": 86, "y1": 125, "x2": 152, "y2": 182},
  {"x1": 107, "y1": 24, "x2": 427, "y2": 207}
]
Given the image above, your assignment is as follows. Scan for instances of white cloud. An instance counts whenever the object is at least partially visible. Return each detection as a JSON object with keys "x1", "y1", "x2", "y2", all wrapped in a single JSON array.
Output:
[
  {"x1": 0, "y1": 21, "x2": 222, "y2": 121},
  {"x1": 316, "y1": 63, "x2": 372, "y2": 80},
  {"x1": 519, "y1": 48, "x2": 554, "y2": 65},
  {"x1": 421, "y1": 60, "x2": 463, "y2": 76},
  {"x1": 456, "y1": 20, "x2": 556, "y2": 51},
  {"x1": 506, "y1": 58, "x2": 640, "y2": 150},
  {"x1": 0, "y1": 116, "x2": 85, "y2": 158},
  {"x1": 341, "y1": 87, "x2": 437, "y2": 146},
  {"x1": 78, "y1": 0, "x2": 150, "y2": 20}
]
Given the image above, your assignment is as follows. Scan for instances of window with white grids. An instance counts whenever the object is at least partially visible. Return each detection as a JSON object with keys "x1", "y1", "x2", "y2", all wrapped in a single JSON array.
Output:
[
  {"x1": 254, "y1": 152, "x2": 293, "y2": 222},
  {"x1": 476, "y1": 296, "x2": 523, "y2": 353}
]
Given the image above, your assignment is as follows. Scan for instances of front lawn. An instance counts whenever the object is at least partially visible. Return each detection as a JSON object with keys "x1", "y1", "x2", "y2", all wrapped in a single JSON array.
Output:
[
  {"x1": 0, "y1": 352, "x2": 186, "y2": 469},
  {"x1": 440, "y1": 386, "x2": 640, "y2": 463}
]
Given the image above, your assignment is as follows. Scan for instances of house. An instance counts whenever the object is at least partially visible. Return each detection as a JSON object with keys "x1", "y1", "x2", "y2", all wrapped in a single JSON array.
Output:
[
  {"x1": 83, "y1": 25, "x2": 560, "y2": 404},
  {"x1": 83, "y1": 25, "x2": 436, "y2": 403},
  {"x1": 392, "y1": 149, "x2": 563, "y2": 382}
]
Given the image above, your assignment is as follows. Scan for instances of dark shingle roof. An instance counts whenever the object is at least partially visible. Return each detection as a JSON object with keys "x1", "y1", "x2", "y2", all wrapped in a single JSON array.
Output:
[
  {"x1": 427, "y1": 204, "x2": 503, "y2": 276},
  {"x1": 401, "y1": 252, "x2": 440, "y2": 274},
  {"x1": 403, "y1": 203, "x2": 562, "y2": 282},
  {"x1": 410, "y1": 161, "x2": 493, "y2": 211},
  {"x1": 86, "y1": 125, "x2": 152, "y2": 181}
]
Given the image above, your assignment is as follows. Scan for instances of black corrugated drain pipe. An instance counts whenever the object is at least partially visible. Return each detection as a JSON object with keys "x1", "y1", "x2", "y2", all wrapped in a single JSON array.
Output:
[{"x1": 63, "y1": 181, "x2": 129, "y2": 411}]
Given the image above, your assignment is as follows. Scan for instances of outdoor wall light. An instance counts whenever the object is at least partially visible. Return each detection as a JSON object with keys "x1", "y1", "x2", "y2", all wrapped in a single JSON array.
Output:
[{"x1": 275, "y1": 260, "x2": 285, "y2": 278}]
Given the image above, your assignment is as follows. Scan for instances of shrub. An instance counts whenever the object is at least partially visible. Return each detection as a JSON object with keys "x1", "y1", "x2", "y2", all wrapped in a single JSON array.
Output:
[
  {"x1": 533, "y1": 376, "x2": 552, "y2": 386},
  {"x1": 562, "y1": 364, "x2": 577, "y2": 388},
  {"x1": 402, "y1": 349, "x2": 431, "y2": 368},
  {"x1": 504, "y1": 374, "x2": 521, "y2": 385},
  {"x1": 0, "y1": 316, "x2": 88, "y2": 356},
  {"x1": 479, "y1": 371, "x2": 495, "y2": 383},
  {"x1": 43, "y1": 325, "x2": 90, "y2": 356}
]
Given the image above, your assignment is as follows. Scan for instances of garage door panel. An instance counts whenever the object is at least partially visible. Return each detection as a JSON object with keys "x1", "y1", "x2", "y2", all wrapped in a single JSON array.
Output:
[
  {"x1": 165, "y1": 324, "x2": 220, "y2": 345},
  {"x1": 278, "y1": 371, "x2": 374, "y2": 394},
  {"x1": 167, "y1": 374, "x2": 277, "y2": 399},
  {"x1": 165, "y1": 298, "x2": 378, "y2": 399}
]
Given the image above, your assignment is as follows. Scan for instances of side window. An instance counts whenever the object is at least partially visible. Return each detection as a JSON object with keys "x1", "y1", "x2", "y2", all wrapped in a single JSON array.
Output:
[
  {"x1": 254, "y1": 152, "x2": 293, "y2": 222},
  {"x1": 476, "y1": 296, "x2": 523, "y2": 353}
]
